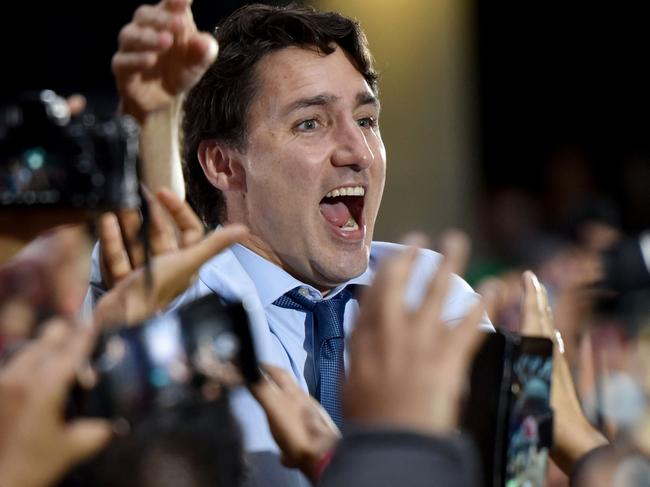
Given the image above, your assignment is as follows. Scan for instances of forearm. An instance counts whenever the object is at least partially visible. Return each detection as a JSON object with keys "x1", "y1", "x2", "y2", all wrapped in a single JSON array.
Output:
[
  {"x1": 551, "y1": 347, "x2": 609, "y2": 474},
  {"x1": 138, "y1": 96, "x2": 185, "y2": 198}
]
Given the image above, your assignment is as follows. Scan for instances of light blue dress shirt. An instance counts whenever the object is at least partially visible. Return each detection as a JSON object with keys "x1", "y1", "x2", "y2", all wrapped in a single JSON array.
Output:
[{"x1": 87, "y1": 240, "x2": 490, "y2": 485}]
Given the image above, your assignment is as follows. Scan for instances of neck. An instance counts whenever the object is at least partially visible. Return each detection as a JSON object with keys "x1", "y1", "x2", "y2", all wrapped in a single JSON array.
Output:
[{"x1": 236, "y1": 234, "x2": 335, "y2": 294}]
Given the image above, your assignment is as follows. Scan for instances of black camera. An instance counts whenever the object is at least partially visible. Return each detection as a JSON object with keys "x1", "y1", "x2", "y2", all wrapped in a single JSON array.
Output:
[
  {"x1": 462, "y1": 329, "x2": 554, "y2": 487},
  {"x1": 68, "y1": 293, "x2": 261, "y2": 424},
  {"x1": 0, "y1": 90, "x2": 139, "y2": 210}
]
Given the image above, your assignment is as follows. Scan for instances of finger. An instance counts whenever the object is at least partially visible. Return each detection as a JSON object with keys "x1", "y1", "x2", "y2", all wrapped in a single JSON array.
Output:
[
  {"x1": 437, "y1": 229, "x2": 470, "y2": 276},
  {"x1": 521, "y1": 271, "x2": 546, "y2": 337},
  {"x1": 111, "y1": 52, "x2": 157, "y2": 77},
  {"x1": 116, "y1": 208, "x2": 145, "y2": 269},
  {"x1": 8, "y1": 318, "x2": 71, "y2": 378},
  {"x1": 399, "y1": 231, "x2": 430, "y2": 249},
  {"x1": 141, "y1": 186, "x2": 176, "y2": 255},
  {"x1": 98, "y1": 213, "x2": 131, "y2": 286},
  {"x1": 417, "y1": 231, "x2": 467, "y2": 325},
  {"x1": 151, "y1": 224, "x2": 247, "y2": 307},
  {"x1": 1, "y1": 325, "x2": 62, "y2": 376},
  {"x1": 363, "y1": 246, "x2": 419, "y2": 316},
  {"x1": 118, "y1": 24, "x2": 173, "y2": 53},
  {"x1": 181, "y1": 223, "x2": 246, "y2": 267},
  {"x1": 182, "y1": 32, "x2": 219, "y2": 70},
  {"x1": 156, "y1": 187, "x2": 204, "y2": 247},
  {"x1": 44, "y1": 323, "x2": 96, "y2": 396},
  {"x1": 134, "y1": 4, "x2": 181, "y2": 30},
  {"x1": 164, "y1": 0, "x2": 192, "y2": 13},
  {"x1": 476, "y1": 277, "x2": 505, "y2": 324},
  {"x1": 260, "y1": 365, "x2": 302, "y2": 394},
  {"x1": 165, "y1": 0, "x2": 195, "y2": 37},
  {"x1": 60, "y1": 323, "x2": 96, "y2": 375},
  {"x1": 539, "y1": 285, "x2": 555, "y2": 334},
  {"x1": 448, "y1": 301, "x2": 488, "y2": 371},
  {"x1": 64, "y1": 419, "x2": 113, "y2": 464},
  {"x1": 249, "y1": 371, "x2": 281, "y2": 406},
  {"x1": 309, "y1": 396, "x2": 341, "y2": 435}
]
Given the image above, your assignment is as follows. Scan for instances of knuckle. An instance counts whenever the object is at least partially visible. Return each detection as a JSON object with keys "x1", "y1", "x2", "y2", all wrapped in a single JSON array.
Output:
[
  {"x1": 117, "y1": 25, "x2": 133, "y2": 46},
  {"x1": 134, "y1": 5, "x2": 151, "y2": 22},
  {"x1": 110, "y1": 54, "x2": 120, "y2": 73}
]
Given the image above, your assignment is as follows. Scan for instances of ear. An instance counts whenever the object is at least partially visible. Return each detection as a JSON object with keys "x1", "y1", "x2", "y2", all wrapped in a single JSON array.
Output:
[{"x1": 197, "y1": 140, "x2": 246, "y2": 192}]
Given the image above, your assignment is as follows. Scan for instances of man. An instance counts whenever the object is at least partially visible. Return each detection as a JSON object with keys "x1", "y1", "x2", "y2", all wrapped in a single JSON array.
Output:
[{"x1": 93, "y1": 2, "x2": 490, "y2": 485}]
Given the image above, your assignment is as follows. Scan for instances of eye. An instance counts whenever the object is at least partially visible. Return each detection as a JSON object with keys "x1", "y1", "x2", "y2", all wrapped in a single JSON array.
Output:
[
  {"x1": 296, "y1": 119, "x2": 319, "y2": 131},
  {"x1": 357, "y1": 116, "x2": 378, "y2": 129}
]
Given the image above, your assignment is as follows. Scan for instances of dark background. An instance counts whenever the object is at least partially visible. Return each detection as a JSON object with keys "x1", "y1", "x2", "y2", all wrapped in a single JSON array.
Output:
[{"x1": 3, "y1": 1, "x2": 649, "y2": 232}]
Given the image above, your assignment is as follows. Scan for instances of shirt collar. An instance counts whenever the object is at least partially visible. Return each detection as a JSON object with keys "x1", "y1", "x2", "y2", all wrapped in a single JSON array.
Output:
[{"x1": 230, "y1": 243, "x2": 375, "y2": 306}]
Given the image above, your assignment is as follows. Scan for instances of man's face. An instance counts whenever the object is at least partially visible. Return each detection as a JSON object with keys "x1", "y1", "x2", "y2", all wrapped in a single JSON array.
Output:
[{"x1": 231, "y1": 45, "x2": 386, "y2": 290}]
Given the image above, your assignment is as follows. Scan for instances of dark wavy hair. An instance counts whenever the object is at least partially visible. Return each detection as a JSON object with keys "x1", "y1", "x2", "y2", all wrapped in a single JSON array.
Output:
[{"x1": 182, "y1": 3, "x2": 378, "y2": 228}]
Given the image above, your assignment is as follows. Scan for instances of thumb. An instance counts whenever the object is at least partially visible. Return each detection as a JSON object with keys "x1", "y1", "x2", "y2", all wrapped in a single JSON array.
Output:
[
  {"x1": 64, "y1": 419, "x2": 113, "y2": 464},
  {"x1": 150, "y1": 224, "x2": 247, "y2": 311},
  {"x1": 180, "y1": 224, "x2": 247, "y2": 272},
  {"x1": 184, "y1": 32, "x2": 218, "y2": 72},
  {"x1": 520, "y1": 270, "x2": 553, "y2": 337}
]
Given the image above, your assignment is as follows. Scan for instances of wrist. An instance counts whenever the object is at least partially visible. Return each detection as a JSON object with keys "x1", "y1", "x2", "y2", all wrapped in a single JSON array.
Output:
[
  {"x1": 553, "y1": 417, "x2": 608, "y2": 473},
  {"x1": 117, "y1": 98, "x2": 147, "y2": 126},
  {"x1": 311, "y1": 448, "x2": 335, "y2": 482}
]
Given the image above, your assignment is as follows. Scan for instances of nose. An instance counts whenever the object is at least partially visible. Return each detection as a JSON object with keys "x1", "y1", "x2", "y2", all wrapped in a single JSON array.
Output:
[{"x1": 330, "y1": 118, "x2": 375, "y2": 171}]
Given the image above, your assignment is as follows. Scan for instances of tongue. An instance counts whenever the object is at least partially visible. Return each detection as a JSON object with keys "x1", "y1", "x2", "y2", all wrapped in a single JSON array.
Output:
[{"x1": 319, "y1": 201, "x2": 353, "y2": 227}]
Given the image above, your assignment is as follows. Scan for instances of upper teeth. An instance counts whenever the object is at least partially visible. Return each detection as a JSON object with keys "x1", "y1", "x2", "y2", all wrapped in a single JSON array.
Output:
[{"x1": 325, "y1": 186, "x2": 365, "y2": 198}]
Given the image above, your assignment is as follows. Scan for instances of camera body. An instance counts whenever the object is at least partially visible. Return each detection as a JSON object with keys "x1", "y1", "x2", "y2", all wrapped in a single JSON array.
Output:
[
  {"x1": 69, "y1": 293, "x2": 260, "y2": 424},
  {"x1": 463, "y1": 329, "x2": 554, "y2": 487},
  {"x1": 0, "y1": 90, "x2": 139, "y2": 210}
]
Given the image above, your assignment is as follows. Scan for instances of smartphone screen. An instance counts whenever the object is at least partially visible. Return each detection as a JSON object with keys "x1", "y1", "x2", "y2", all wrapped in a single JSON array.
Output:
[{"x1": 504, "y1": 338, "x2": 553, "y2": 487}]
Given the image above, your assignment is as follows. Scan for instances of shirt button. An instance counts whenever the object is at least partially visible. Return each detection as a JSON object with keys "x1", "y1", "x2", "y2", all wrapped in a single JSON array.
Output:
[{"x1": 298, "y1": 287, "x2": 310, "y2": 297}]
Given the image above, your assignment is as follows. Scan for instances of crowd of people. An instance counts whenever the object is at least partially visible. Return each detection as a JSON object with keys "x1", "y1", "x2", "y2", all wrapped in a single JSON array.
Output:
[{"x1": 1, "y1": 1, "x2": 649, "y2": 486}]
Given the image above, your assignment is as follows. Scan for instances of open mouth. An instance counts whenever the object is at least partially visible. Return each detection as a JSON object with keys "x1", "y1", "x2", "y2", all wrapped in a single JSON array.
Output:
[{"x1": 319, "y1": 185, "x2": 365, "y2": 234}]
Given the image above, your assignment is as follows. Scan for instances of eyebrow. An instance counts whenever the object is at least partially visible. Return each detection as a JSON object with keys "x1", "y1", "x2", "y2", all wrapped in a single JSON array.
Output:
[
  {"x1": 356, "y1": 91, "x2": 380, "y2": 111},
  {"x1": 283, "y1": 91, "x2": 380, "y2": 116}
]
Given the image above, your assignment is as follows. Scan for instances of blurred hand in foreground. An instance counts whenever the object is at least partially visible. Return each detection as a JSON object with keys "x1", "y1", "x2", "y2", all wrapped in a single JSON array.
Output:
[
  {"x1": 0, "y1": 319, "x2": 112, "y2": 487},
  {"x1": 520, "y1": 270, "x2": 608, "y2": 474},
  {"x1": 95, "y1": 188, "x2": 246, "y2": 326},
  {"x1": 250, "y1": 365, "x2": 341, "y2": 481},
  {"x1": 344, "y1": 232, "x2": 488, "y2": 435}
]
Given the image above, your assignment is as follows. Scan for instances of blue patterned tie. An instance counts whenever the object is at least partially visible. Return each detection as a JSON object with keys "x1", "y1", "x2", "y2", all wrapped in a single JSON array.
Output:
[{"x1": 273, "y1": 287, "x2": 351, "y2": 429}]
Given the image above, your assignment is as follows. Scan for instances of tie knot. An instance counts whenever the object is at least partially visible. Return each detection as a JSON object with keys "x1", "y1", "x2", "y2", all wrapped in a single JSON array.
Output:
[
  {"x1": 274, "y1": 287, "x2": 317, "y2": 311},
  {"x1": 273, "y1": 287, "x2": 351, "y2": 340}
]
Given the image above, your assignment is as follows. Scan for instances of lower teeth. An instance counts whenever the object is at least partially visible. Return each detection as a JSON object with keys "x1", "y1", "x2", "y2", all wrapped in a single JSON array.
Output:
[{"x1": 340, "y1": 217, "x2": 359, "y2": 231}]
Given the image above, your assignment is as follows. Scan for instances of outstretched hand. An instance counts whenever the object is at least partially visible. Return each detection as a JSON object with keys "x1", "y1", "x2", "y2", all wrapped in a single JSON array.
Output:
[
  {"x1": 520, "y1": 271, "x2": 608, "y2": 474},
  {"x1": 112, "y1": 0, "x2": 218, "y2": 123},
  {"x1": 345, "y1": 232, "x2": 488, "y2": 435},
  {"x1": 94, "y1": 189, "x2": 247, "y2": 327},
  {"x1": 0, "y1": 320, "x2": 112, "y2": 487},
  {"x1": 249, "y1": 365, "x2": 341, "y2": 481},
  {"x1": 98, "y1": 187, "x2": 205, "y2": 288}
]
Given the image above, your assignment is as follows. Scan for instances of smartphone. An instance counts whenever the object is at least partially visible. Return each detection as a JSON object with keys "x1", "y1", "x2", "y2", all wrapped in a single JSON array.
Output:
[
  {"x1": 68, "y1": 293, "x2": 260, "y2": 423},
  {"x1": 462, "y1": 329, "x2": 554, "y2": 487}
]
